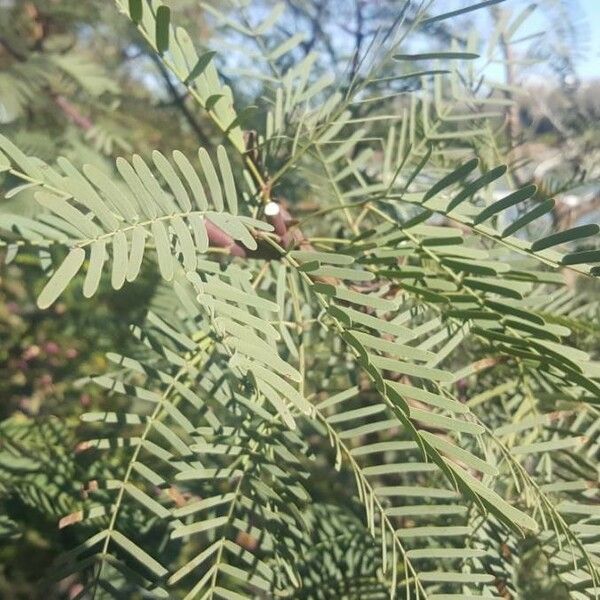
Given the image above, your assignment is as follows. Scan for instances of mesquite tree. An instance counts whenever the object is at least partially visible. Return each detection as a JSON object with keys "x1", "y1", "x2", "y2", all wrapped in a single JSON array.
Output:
[{"x1": 1, "y1": 1, "x2": 599, "y2": 598}]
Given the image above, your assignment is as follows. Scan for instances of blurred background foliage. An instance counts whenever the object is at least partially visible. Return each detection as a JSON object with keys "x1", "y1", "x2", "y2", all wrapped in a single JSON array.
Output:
[{"x1": 0, "y1": 0, "x2": 599, "y2": 598}]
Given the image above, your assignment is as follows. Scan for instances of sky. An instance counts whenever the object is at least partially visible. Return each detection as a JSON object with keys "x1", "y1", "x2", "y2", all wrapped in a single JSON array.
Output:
[
  {"x1": 426, "y1": 0, "x2": 599, "y2": 81},
  {"x1": 442, "y1": 0, "x2": 600, "y2": 83},
  {"x1": 511, "y1": 0, "x2": 599, "y2": 79},
  {"x1": 568, "y1": 0, "x2": 599, "y2": 78}
]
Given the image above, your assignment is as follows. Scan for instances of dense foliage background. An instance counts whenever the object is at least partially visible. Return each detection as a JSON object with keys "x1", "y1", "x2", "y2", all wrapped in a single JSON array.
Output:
[{"x1": 0, "y1": 1, "x2": 599, "y2": 598}]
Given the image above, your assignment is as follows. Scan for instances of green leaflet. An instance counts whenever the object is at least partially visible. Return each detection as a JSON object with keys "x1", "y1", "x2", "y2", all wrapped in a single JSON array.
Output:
[
  {"x1": 326, "y1": 404, "x2": 386, "y2": 424},
  {"x1": 227, "y1": 337, "x2": 301, "y2": 382},
  {"x1": 441, "y1": 257, "x2": 508, "y2": 276},
  {"x1": 420, "y1": 573, "x2": 494, "y2": 584},
  {"x1": 171, "y1": 516, "x2": 229, "y2": 539},
  {"x1": 290, "y1": 250, "x2": 354, "y2": 265},
  {"x1": 423, "y1": 0, "x2": 504, "y2": 23},
  {"x1": 446, "y1": 461, "x2": 539, "y2": 533},
  {"x1": 362, "y1": 462, "x2": 437, "y2": 476},
  {"x1": 0, "y1": 133, "x2": 44, "y2": 180},
  {"x1": 128, "y1": 0, "x2": 142, "y2": 23},
  {"x1": 561, "y1": 249, "x2": 600, "y2": 265},
  {"x1": 511, "y1": 437, "x2": 584, "y2": 455},
  {"x1": 297, "y1": 260, "x2": 323, "y2": 272},
  {"x1": 111, "y1": 230, "x2": 128, "y2": 290},
  {"x1": 36, "y1": 191, "x2": 99, "y2": 239},
  {"x1": 269, "y1": 32, "x2": 306, "y2": 60},
  {"x1": 315, "y1": 387, "x2": 359, "y2": 410},
  {"x1": 350, "y1": 441, "x2": 417, "y2": 456},
  {"x1": 153, "y1": 151, "x2": 192, "y2": 212},
  {"x1": 310, "y1": 266, "x2": 375, "y2": 281},
  {"x1": 352, "y1": 330, "x2": 434, "y2": 361},
  {"x1": 397, "y1": 525, "x2": 471, "y2": 539},
  {"x1": 111, "y1": 530, "x2": 168, "y2": 577},
  {"x1": 202, "y1": 279, "x2": 278, "y2": 312},
  {"x1": 501, "y1": 198, "x2": 555, "y2": 237},
  {"x1": 531, "y1": 224, "x2": 600, "y2": 252},
  {"x1": 485, "y1": 299, "x2": 545, "y2": 325},
  {"x1": 208, "y1": 299, "x2": 280, "y2": 340},
  {"x1": 155, "y1": 5, "x2": 170, "y2": 54},
  {"x1": 255, "y1": 379, "x2": 296, "y2": 429},
  {"x1": 146, "y1": 310, "x2": 196, "y2": 350},
  {"x1": 176, "y1": 468, "x2": 243, "y2": 481},
  {"x1": 81, "y1": 411, "x2": 143, "y2": 425},
  {"x1": 394, "y1": 52, "x2": 480, "y2": 60},
  {"x1": 132, "y1": 154, "x2": 172, "y2": 214},
  {"x1": 385, "y1": 504, "x2": 466, "y2": 517},
  {"x1": 421, "y1": 235, "x2": 464, "y2": 247},
  {"x1": 117, "y1": 156, "x2": 156, "y2": 219},
  {"x1": 446, "y1": 165, "x2": 507, "y2": 213},
  {"x1": 171, "y1": 216, "x2": 197, "y2": 270},
  {"x1": 315, "y1": 284, "x2": 398, "y2": 311},
  {"x1": 205, "y1": 93, "x2": 224, "y2": 111},
  {"x1": 184, "y1": 51, "x2": 217, "y2": 85},
  {"x1": 331, "y1": 306, "x2": 412, "y2": 339},
  {"x1": 208, "y1": 213, "x2": 253, "y2": 250},
  {"x1": 407, "y1": 548, "x2": 486, "y2": 559},
  {"x1": 251, "y1": 364, "x2": 310, "y2": 415},
  {"x1": 396, "y1": 283, "x2": 447, "y2": 304},
  {"x1": 151, "y1": 220, "x2": 174, "y2": 281},
  {"x1": 409, "y1": 408, "x2": 484, "y2": 434},
  {"x1": 376, "y1": 486, "x2": 455, "y2": 500},
  {"x1": 59, "y1": 158, "x2": 120, "y2": 231},
  {"x1": 172, "y1": 151, "x2": 208, "y2": 210},
  {"x1": 83, "y1": 163, "x2": 138, "y2": 222},
  {"x1": 169, "y1": 541, "x2": 221, "y2": 584},
  {"x1": 123, "y1": 483, "x2": 171, "y2": 519},
  {"x1": 198, "y1": 148, "x2": 224, "y2": 211},
  {"x1": 225, "y1": 105, "x2": 258, "y2": 133},
  {"x1": 83, "y1": 240, "x2": 106, "y2": 298},
  {"x1": 126, "y1": 226, "x2": 146, "y2": 282},
  {"x1": 217, "y1": 145, "x2": 238, "y2": 215},
  {"x1": 219, "y1": 564, "x2": 270, "y2": 593},
  {"x1": 386, "y1": 381, "x2": 467, "y2": 413},
  {"x1": 255, "y1": 3, "x2": 285, "y2": 34},
  {"x1": 370, "y1": 356, "x2": 453, "y2": 382},
  {"x1": 0, "y1": 150, "x2": 10, "y2": 172},
  {"x1": 463, "y1": 277, "x2": 523, "y2": 300},
  {"x1": 473, "y1": 184, "x2": 537, "y2": 225},
  {"x1": 423, "y1": 158, "x2": 479, "y2": 203},
  {"x1": 38, "y1": 247, "x2": 86, "y2": 309},
  {"x1": 54, "y1": 530, "x2": 108, "y2": 566},
  {"x1": 187, "y1": 213, "x2": 208, "y2": 253},
  {"x1": 420, "y1": 430, "x2": 497, "y2": 476}
]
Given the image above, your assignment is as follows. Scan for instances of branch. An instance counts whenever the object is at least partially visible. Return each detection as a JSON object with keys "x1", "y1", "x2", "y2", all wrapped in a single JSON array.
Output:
[
  {"x1": 53, "y1": 95, "x2": 93, "y2": 131},
  {"x1": 348, "y1": 0, "x2": 365, "y2": 84},
  {"x1": 0, "y1": 36, "x2": 27, "y2": 61},
  {"x1": 150, "y1": 53, "x2": 211, "y2": 147}
]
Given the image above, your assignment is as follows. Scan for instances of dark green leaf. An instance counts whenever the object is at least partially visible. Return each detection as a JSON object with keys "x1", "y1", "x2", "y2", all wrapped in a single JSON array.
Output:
[
  {"x1": 501, "y1": 199, "x2": 555, "y2": 237},
  {"x1": 446, "y1": 165, "x2": 507, "y2": 213},
  {"x1": 531, "y1": 224, "x2": 600, "y2": 252},
  {"x1": 128, "y1": 0, "x2": 142, "y2": 23},
  {"x1": 423, "y1": 158, "x2": 479, "y2": 203},
  {"x1": 561, "y1": 249, "x2": 600, "y2": 265},
  {"x1": 423, "y1": 0, "x2": 504, "y2": 24},
  {"x1": 155, "y1": 5, "x2": 170, "y2": 54},
  {"x1": 184, "y1": 51, "x2": 217, "y2": 84},
  {"x1": 474, "y1": 184, "x2": 537, "y2": 225},
  {"x1": 394, "y1": 52, "x2": 480, "y2": 61}
]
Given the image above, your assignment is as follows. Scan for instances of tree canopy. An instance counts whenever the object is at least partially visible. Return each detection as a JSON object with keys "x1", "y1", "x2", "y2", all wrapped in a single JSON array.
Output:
[{"x1": 1, "y1": 1, "x2": 599, "y2": 598}]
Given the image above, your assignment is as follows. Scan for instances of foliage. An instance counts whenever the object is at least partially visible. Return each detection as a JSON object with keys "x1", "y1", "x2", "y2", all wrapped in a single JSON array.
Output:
[{"x1": 1, "y1": 1, "x2": 599, "y2": 598}]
